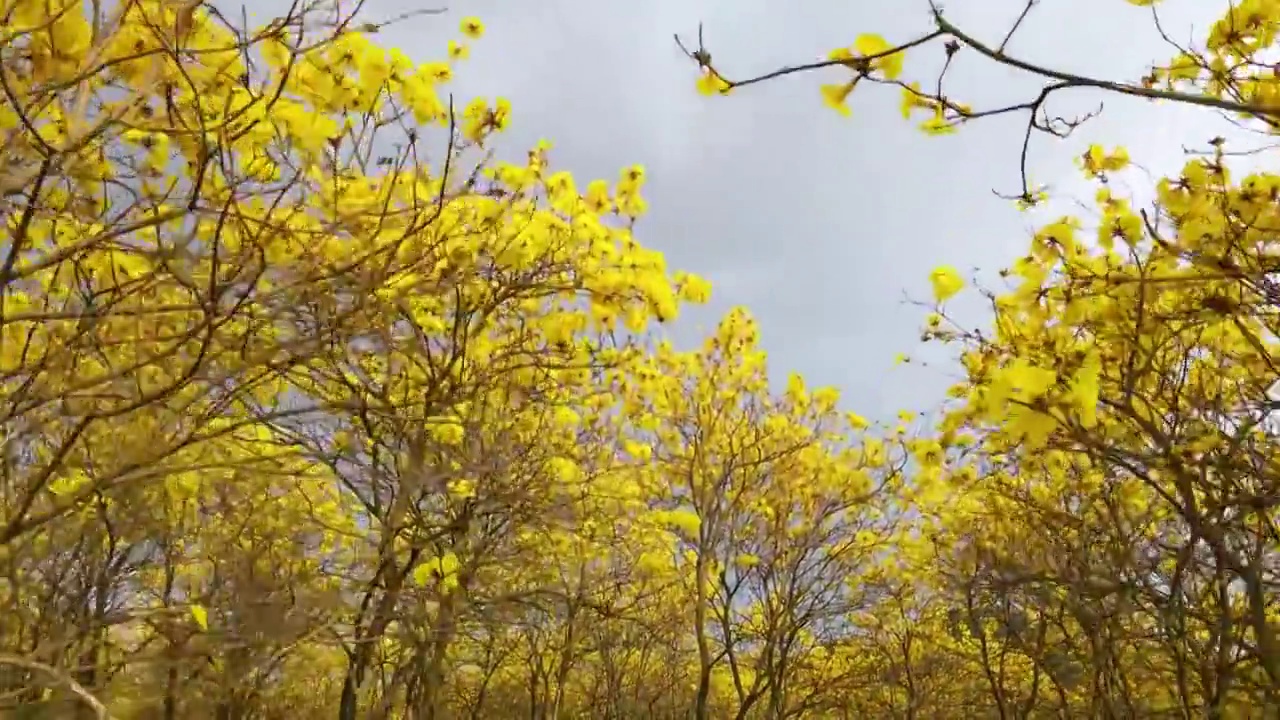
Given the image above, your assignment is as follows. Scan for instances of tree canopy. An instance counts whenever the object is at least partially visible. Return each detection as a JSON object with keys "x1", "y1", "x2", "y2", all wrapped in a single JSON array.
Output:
[{"x1": 2, "y1": 0, "x2": 1280, "y2": 718}]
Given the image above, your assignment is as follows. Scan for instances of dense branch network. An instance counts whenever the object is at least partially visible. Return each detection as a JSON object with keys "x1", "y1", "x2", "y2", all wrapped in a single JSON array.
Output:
[{"x1": 3, "y1": 0, "x2": 1280, "y2": 717}]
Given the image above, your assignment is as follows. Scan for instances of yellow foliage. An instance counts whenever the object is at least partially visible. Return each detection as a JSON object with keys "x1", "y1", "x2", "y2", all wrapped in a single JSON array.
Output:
[{"x1": 7, "y1": 0, "x2": 1280, "y2": 718}]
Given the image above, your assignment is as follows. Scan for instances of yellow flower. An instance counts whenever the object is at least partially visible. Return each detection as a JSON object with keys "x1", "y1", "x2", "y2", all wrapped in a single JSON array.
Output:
[
  {"x1": 429, "y1": 419, "x2": 465, "y2": 445},
  {"x1": 1017, "y1": 186, "x2": 1049, "y2": 210},
  {"x1": 616, "y1": 190, "x2": 648, "y2": 217},
  {"x1": 190, "y1": 605, "x2": 209, "y2": 631},
  {"x1": 261, "y1": 38, "x2": 291, "y2": 68},
  {"x1": 677, "y1": 273, "x2": 713, "y2": 304},
  {"x1": 459, "y1": 16, "x2": 484, "y2": 39},
  {"x1": 696, "y1": 68, "x2": 732, "y2": 95},
  {"x1": 920, "y1": 108, "x2": 956, "y2": 136},
  {"x1": 619, "y1": 164, "x2": 646, "y2": 189},
  {"x1": 1070, "y1": 351, "x2": 1102, "y2": 428},
  {"x1": 854, "y1": 33, "x2": 904, "y2": 79},
  {"x1": 419, "y1": 61, "x2": 452, "y2": 83},
  {"x1": 448, "y1": 40, "x2": 469, "y2": 61},
  {"x1": 1080, "y1": 145, "x2": 1130, "y2": 177},
  {"x1": 929, "y1": 266, "x2": 964, "y2": 302},
  {"x1": 813, "y1": 386, "x2": 841, "y2": 411},
  {"x1": 821, "y1": 80, "x2": 856, "y2": 116},
  {"x1": 413, "y1": 552, "x2": 461, "y2": 588},
  {"x1": 493, "y1": 97, "x2": 513, "y2": 130},
  {"x1": 584, "y1": 179, "x2": 611, "y2": 213},
  {"x1": 1167, "y1": 53, "x2": 1200, "y2": 81},
  {"x1": 899, "y1": 82, "x2": 933, "y2": 119}
]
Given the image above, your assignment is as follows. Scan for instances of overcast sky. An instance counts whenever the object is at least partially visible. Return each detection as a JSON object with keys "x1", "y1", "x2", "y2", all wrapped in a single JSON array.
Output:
[{"x1": 253, "y1": 0, "x2": 1241, "y2": 421}]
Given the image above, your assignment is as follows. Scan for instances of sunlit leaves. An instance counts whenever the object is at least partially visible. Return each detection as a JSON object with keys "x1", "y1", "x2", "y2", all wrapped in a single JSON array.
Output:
[
  {"x1": 189, "y1": 605, "x2": 209, "y2": 632},
  {"x1": 14, "y1": 0, "x2": 1280, "y2": 717}
]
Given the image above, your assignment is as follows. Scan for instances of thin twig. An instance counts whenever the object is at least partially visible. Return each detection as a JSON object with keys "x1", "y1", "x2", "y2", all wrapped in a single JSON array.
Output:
[
  {"x1": 674, "y1": 27, "x2": 945, "y2": 91},
  {"x1": 0, "y1": 653, "x2": 110, "y2": 719},
  {"x1": 928, "y1": 2, "x2": 1276, "y2": 121},
  {"x1": 998, "y1": 0, "x2": 1038, "y2": 54}
]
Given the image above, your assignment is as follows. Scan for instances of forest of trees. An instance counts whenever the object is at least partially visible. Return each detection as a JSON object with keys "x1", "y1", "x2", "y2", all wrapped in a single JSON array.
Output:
[{"x1": 1, "y1": 0, "x2": 1279, "y2": 717}]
